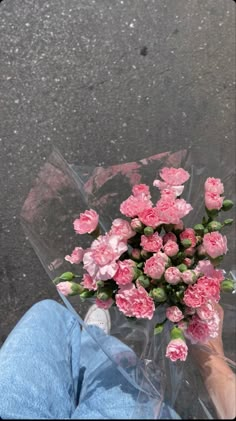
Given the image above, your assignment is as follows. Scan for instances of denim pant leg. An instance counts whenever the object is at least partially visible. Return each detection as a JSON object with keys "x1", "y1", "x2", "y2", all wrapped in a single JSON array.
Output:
[
  {"x1": 72, "y1": 325, "x2": 144, "y2": 419},
  {"x1": 0, "y1": 299, "x2": 81, "y2": 419},
  {"x1": 72, "y1": 326, "x2": 180, "y2": 419}
]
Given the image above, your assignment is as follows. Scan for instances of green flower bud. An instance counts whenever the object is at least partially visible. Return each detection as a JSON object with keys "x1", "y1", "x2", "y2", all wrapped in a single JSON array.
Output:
[
  {"x1": 222, "y1": 199, "x2": 234, "y2": 211},
  {"x1": 137, "y1": 275, "x2": 150, "y2": 288},
  {"x1": 144, "y1": 226, "x2": 154, "y2": 236},
  {"x1": 220, "y1": 279, "x2": 235, "y2": 292},
  {"x1": 80, "y1": 290, "x2": 95, "y2": 299},
  {"x1": 177, "y1": 264, "x2": 187, "y2": 272},
  {"x1": 175, "y1": 290, "x2": 184, "y2": 300},
  {"x1": 194, "y1": 224, "x2": 205, "y2": 236},
  {"x1": 97, "y1": 288, "x2": 113, "y2": 301},
  {"x1": 136, "y1": 261, "x2": 144, "y2": 269},
  {"x1": 181, "y1": 239, "x2": 192, "y2": 248},
  {"x1": 59, "y1": 272, "x2": 75, "y2": 281},
  {"x1": 150, "y1": 287, "x2": 167, "y2": 302},
  {"x1": 154, "y1": 322, "x2": 165, "y2": 335},
  {"x1": 70, "y1": 282, "x2": 85, "y2": 296},
  {"x1": 204, "y1": 228, "x2": 208, "y2": 234},
  {"x1": 170, "y1": 326, "x2": 185, "y2": 341},
  {"x1": 207, "y1": 221, "x2": 223, "y2": 232},
  {"x1": 223, "y1": 219, "x2": 234, "y2": 226},
  {"x1": 133, "y1": 267, "x2": 143, "y2": 280}
]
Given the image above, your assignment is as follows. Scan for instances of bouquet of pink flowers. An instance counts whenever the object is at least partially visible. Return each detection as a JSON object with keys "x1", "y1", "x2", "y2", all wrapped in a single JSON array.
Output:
[{"x1": 54, "y1": 166, "x2": 234, "y2": 362}]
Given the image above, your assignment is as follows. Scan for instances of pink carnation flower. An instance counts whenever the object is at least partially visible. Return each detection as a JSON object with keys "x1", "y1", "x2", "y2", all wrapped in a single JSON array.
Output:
[
  {"x1": 166, "y1": 338, "x2": 188, "y2": 361},
  {"x1": 195, "y1": 260, "x2": 224, "y2": 282},
  {"x1": 163, "y1": 240, "x2": 179, "y2": 257},
  {"x1": 74, "y1": 209, "x2": 99, "y2": 234},
  {"x1": 140, "y1": 232, "x2": 163, "y2": 253},
  {"x1": 196, "y1": 301, "x2": 215, "y2": 321},
  {"x1": 156, "y1": 251, "x2": 169, "y2": 267},
  {"x1": 132, "y1": 184, "x2": 151, "y2": 199},
  {"x1": 113, "y1": 259, "x2": 136, "y2": 286},
  {"x1": 81, "y1": 273, "x2": 97, "y2": 291},
  {"x1": 83, "y1": 234, "x2": 127, "y2": 281},
  {"x1": 156, "y1": 198, "x2": 192, "y2": 225},
  {"x1": 96, "y1": 297, "x2": 113, "y2": 310},
  {"x1": 180, "y1": 228, "x2": 197, "y2": 247},
  {"x1": 65, "y1": 247, "x2": 84, "y2": 264},
  {"x1": 166, "y1": 306, "x2": 184, "y2": 323},
  {"x1": 155, "y1": 198, "x2": 180, "y2": 225},
  {"x1": 204, "y1": 177, "x2": 224, "y2": 195},
  {"x1": 174, "y1": 198, "x2": 193, "y2": 219},
  {"x1": 109, "y1": 218, "x2": 135, "y2": 240},
  {"x1": 144, "y1": 254, "x2": 165, "y2": 279},
  {"x1": 205, "y1": 191, "x2": 224, "y2": 211},
  {"x1": 163, "y1": 232, "x2": 177, "y2": 245},
  {"x1": 160, "y1": 167, "x2": 190, "y2": 186},
  {"x1": 185, "y1": 315, "x2": 211, "y2": 344},
  {"x1": 164, "y1": 267, "x2": 182, "y2": 284},
  {"x1": 203, "y1": 232, "x2": 228, "y2": 259},
  {"x1": 138, "y1": 207, "x2": 161, "y2": 229},
  {"x1": 183, "y1": 283, "x2": 209, "y2": 308},
  {"x1": 115, "y1": 284, "x2": 155, "y2": 319},
  {"x1": 120, "y1": 193, "x2": 153, "y2": 218},
  {"x1": 197, "y1": 276, "x2": 221, "y2": 302},
  {"x1": 153, "y1": 181, "x2": 184, "y2": 198}
]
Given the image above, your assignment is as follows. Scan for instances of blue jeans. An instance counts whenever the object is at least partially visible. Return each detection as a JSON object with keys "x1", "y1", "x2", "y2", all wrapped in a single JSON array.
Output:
[{"x1": 0, "y1": 299, "x2": 179, "y2": 419}]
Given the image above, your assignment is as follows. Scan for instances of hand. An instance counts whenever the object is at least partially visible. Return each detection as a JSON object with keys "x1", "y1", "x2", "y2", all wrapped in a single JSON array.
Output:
[
  {"x1": 189, "y1": 303, "x2": 236, "y2": 420},
  {"x1": 190, "y1": 302, "x2": 225, "y2": 365}
]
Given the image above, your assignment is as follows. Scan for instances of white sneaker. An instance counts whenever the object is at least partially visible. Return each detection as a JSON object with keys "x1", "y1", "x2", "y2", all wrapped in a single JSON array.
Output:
[{"x1": 84, "y1": 304, "x2": 111, "y2": 334}]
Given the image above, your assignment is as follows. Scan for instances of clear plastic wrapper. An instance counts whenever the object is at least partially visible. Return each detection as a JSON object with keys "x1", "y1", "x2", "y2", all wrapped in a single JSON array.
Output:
[{"x1": 20, "y1": 147, "x2": 236, "y2": 419}]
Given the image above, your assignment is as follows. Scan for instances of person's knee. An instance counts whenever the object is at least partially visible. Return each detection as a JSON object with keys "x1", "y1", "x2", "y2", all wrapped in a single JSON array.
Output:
[{"x1": 30, "y1": 299, "x2": 64, "y2": 316}]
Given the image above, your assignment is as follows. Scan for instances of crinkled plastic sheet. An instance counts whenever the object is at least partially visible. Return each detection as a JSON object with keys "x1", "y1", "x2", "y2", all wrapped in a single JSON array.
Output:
[{"x1": 20, "y1": 147, "x2": 236, "y2": 419}]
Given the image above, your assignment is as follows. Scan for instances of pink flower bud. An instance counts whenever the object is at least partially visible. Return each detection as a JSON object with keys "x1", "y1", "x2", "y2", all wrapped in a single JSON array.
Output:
[
  {"x1": 163, "y1": 240, "x2": 179, "y2": 257},
  {"x1": 181, "y1": 270, "x2": 196, "y2": 285},
  {"x1": 130, "y1": 218, "x2": 143, "y2": 232},
  {"x1": 164, "y1": 267, "x2": 182, "y2": 284}
]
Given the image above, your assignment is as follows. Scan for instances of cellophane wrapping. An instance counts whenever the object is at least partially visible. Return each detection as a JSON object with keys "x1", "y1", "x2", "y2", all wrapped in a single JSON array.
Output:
[{"x1": 20, "y1": 147, "x2": 236, "y2": 419}]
